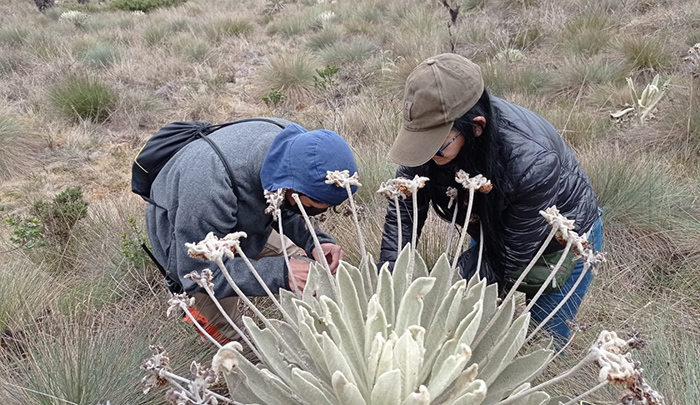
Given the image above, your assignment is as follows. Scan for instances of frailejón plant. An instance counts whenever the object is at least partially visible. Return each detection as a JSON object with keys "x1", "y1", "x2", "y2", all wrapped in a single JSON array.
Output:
[{"x1": 143, "y1": 170, "x2": 664, "y2": 405}]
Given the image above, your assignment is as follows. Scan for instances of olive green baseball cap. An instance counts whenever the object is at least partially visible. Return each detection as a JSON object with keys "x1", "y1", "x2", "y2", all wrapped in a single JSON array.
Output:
[{"x1": 389, "y1": 53, "x2": 484, "y2": 167}]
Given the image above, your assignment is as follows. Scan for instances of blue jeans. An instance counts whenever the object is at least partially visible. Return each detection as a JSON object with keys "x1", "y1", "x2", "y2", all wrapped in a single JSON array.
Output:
[{"x1": 527, "y1": 209, "x2": 604, "y2": 343}]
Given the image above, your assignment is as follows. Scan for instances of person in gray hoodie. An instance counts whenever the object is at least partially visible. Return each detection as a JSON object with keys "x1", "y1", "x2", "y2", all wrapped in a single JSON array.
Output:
[{"x1": 145, "y1": 118, "x2": 358, "y2": 342}]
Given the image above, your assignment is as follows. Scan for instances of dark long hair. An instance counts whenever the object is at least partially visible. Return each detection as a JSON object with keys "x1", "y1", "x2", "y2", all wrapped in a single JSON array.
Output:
[{"x1": 451, "y1": 89, "x2": 508, "y2": 272}]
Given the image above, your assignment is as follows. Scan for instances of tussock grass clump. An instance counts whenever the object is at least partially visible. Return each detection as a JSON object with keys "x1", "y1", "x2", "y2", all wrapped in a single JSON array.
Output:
[
  {"x1": 111, "y1": 0, "x2": 187, "y2": 12},
  {"x1": 175, "y1": 38, "x2": 212, "y2": 63},
  {"x1": 258, "y1": 53, "x2": 318, "y2": 103},
  {"x1": 0, "y1": 54, "x2": 23, "y2": 75},
  {"x1": 581, "y1": 148, "x2": 693, "y2": 228},
  {"x1": 306, "y1": 25, "x2": 343, "y2": 51},
  {"x1": 50, "y1": 76, "x2": 117, "y2": 122},
  {"x1": 560, "y1": 13, "x2": 614, "y2": 56},
  {"x1": 0, "y1": 256, "x2": 56, "y2": 331},
  {"x1": 619, "y1": 36, "x2": 673, "y2": 71},
  {"x1": 143, "y1": 24, "x2": 169, "y2": 46},
  {"x1": 547, "y1": 57, "x2": 629, "y2": 97},
  {"x1": 205, "y1": 18, "x2": 254, "y2": 42},
  {"x1": 0, "y1": 27, "x2": 29, "y2": 47},
  {"x1": 318, "y1": 37, "x2": 375, "y2": 65},
  {"x1": 266, "y1": 11, "x2": 316, "y2": 37},
  {"x1": 482, "y1": 62, "x2": 549, "y2": 96},
  {"x1": 74, "y1": 41, "x2": 121, "y2": 68},
  {"x1": 0, "y1": 115, "x2": 29, "y2": 179},
  {"x1": 539, "y1": 103, "x2": 612, "y2": 148}
]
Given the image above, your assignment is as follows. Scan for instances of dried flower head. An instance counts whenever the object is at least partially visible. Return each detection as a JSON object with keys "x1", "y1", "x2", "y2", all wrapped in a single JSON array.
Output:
[
  {"x1": 446, "y1": 187, "x2": 458, "y2": 209},
  {"x1": 141, "y1": 345, "x2": 171, "y2": 394},
  {"x1": 590, "y1": 330, "x2": 638, "y2": 385},
  {"x1": 166, "y1": 294, "x2": 195, "y2": 318},
  {"x1": 539, "y1": 206, "x2": 576, "y2": 244},
  {"x1": 184, "y1": 269, "x2": 214, "y2": 290},
  {"x1": 263, "y1": 189, "x2": 286, "y2": 220},
  {"x1": 377, "y1": 180, "x2": 406, "y2": 200},
  {"x1": 186, "y1": 232, "x2": 247, "y2": 262},
  {"x1": 682, "y1": 43, "x2": 700, "y2": 77},
  {"x1": 325, "y1": 170, "x2": 362, "y2": 188},
  {"x1": 390, "y1": 175, "x2": 430, "y2": 198},
  {"x1": 455, "y1": 170, "x2": 492, "y2": 193}
]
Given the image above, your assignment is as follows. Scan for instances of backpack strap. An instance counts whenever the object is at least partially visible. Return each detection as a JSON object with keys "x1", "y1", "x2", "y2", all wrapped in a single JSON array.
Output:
[{"x1": 198, "y1": 118, "x2": 286, "y2": 198}]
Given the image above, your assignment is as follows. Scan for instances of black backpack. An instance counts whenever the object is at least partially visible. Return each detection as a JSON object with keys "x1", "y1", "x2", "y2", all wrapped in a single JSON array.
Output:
[
  {"x1": 131, "y1": 117, "x2": 285, "y2": 202},
  {"x1": 131, "y1": 117, "x2": 286, "y2": 293}
]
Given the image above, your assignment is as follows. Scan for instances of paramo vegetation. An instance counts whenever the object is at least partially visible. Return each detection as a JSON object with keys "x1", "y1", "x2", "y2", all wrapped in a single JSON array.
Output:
[{"x1": 0, "y1": 0, "x2": 699, "y2": 404}]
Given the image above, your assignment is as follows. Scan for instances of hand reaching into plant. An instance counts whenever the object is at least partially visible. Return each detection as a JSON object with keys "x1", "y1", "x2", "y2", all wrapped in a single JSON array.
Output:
[
  {"x1": 314, "y1": 243, "x2": 343, "y2": 273},
  {"x1": 288, "y1": 255, "x2": 312, "y2": 292}
]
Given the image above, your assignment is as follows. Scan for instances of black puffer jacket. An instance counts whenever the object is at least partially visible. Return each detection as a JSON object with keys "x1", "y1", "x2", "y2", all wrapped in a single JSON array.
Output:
[{"x1": 379, "y1": 97, "x2": 598, "y2": 285}]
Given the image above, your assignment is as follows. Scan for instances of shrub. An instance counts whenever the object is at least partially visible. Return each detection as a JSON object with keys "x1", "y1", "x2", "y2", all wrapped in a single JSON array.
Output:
[
  {"x1": 619, "y1": 36, "x2": 672, "y2": 71},
  {"x1": 205, "y1": 18, "x2": 254, "y2": 42},
  {"x1": 258, "y1": 53, "x2": 318, "y2": 102},
  {"x1": 50, "y1": 76, "x2": 117, "y2": 122},
  {"x1": 31, "y1": 187, "x2": 89, "y2": 244},
  {"x1": 111, "y1": 0, "x2": 187, "y2": 12}
]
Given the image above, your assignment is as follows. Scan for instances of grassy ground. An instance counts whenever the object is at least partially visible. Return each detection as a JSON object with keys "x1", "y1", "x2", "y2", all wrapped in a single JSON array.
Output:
[{"x1": 0, "y1": 0, "x2": 699, "y2": 403}]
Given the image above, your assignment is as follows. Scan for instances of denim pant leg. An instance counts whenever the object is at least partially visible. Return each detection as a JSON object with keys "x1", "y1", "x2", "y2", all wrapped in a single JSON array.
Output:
[{"x1": 527, "y1": 211, "x2": 604, "y2": 342}]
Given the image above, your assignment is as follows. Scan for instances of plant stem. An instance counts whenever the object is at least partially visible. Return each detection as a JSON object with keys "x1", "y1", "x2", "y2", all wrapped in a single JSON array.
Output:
[
  {"x1": 276, "y1": 209, "x2": 300, "y2": 296},
  {"x1": 476, "y1": 223, "x2": 484, "y2": 276},
  {"x1": 344, "y1": 184, "x2": 366, "y2": 262},
  {"x1": 292, "y1": 193, "x2": 337, "y2": 297},
  {"x1": 473, "y1": 227, "x2": 557, "y2": 347},
  {"x1": 561, "y1": 380, "x2": 609, "y2": 405},
  {"x1": 411, "y1": 190, "x2": 419, "y2": 252},
  {"x1": 181, "y1": 305, "x2": 222, "y2": 348},
  {"x1": 445, "y1": 199, "x2": 459, "y2": 256},
  {"x1": 199, "y1": 284, "x2": 261, "y2": 360},
  {"x1": 214, "y1": 257, "x2": 306, "y2": 366},
  {"x1": 394, "y1": 195, "x2": 402, "y2": 258},
  {"x1": 236, "y1": 248, "x2": 298, "y2": 330},
  {"x1": 493, "y1": 351, "x2": 596, "y2": 405},
  {"x1": 524, "y1": 239, "x2": 574, "y2": 314},
  {"x1": 160, "y1": 369, "x2": 236, "y2": 404},
  {"x1": 524, "y1": 263, "x2": 591, "y2": 345},
  {"x1": 451, "y1": 188, "x2": 474, "y2": 272}
]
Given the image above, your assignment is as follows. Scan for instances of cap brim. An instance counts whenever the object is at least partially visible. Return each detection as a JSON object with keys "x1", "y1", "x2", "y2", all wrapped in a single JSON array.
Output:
[{"x1": 389, "y1": 122, "x2": 452, "y2": 167}]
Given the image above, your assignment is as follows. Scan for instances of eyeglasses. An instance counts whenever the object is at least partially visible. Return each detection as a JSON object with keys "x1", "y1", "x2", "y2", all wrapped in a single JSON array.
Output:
[{"x1": 435, "y1": 131, "x2": 461, "y2": 157}]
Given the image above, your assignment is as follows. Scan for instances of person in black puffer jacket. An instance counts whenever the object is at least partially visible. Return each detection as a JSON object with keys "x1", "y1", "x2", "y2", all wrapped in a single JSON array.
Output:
[{"x1": 379, "y1": 53, "x2": 602, "y2": 343}]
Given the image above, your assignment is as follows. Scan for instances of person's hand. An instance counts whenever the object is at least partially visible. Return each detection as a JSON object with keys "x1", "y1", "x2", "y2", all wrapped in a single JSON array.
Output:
[
  {"x1": 288, "y1": 256, "x2": 311, "y2": 293},
  {"x1": 313, "y1": 243, "x2": 343, "y2": 273}
]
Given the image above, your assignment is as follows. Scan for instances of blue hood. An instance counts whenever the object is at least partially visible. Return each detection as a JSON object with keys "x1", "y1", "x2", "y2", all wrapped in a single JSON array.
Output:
[{"x1": 261, "y1": 124, "x2": 358, "y2": 206}]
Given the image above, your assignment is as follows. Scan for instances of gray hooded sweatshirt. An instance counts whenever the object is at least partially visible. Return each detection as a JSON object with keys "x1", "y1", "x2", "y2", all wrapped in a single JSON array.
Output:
[{"x1": 145, "y1": 119, "x2": 334, "y2": 298}]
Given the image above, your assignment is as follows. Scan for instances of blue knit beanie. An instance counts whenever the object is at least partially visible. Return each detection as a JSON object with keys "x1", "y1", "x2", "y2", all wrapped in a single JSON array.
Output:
[{"x1": 260, "y1": 124, "x2": 358, "y2": 206}]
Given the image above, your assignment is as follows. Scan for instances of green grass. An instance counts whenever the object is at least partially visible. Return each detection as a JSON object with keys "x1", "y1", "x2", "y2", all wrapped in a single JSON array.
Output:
[
  {"x1": 258, "y1": 53, "x2": 318, "y2": 103},
  {"x1": 560, "y1": 13, "x2": 614, "y2": 56},
  {"x1": 111, "y1": 0, "x2": 187, "y2": 12},
  {"x1": 205, "y1": 18, "x2": 254, "y2": 42},
  {"x1": 307, "y1": 26, "x2": 343, "y2": 51},
  {"x1": 143, "y1": 24, "x2": 168, "y2": 46},
  {"x1": 318, "y1": 37, "x2": 375, "y2": 65},
  {"x1": 74, "y1": 41, "x2": 122, "y2": 68},
  {"x1": 620, "y1": 36, "x2": 673, "y2": 71},
  {"x1": 482, "y1": 62, "x2": 549, "y2": 96},
  {"x1": 547, "y1": 57, "x2": 629, "y2": 97},
  {"x1": 49, "y1": 76, "x2": 117, "y2": 122},
  {"x1": 0, "y1": 27, "x2": 28, "y2": 47},
  {"x1": 176, "y1": 38, "x2": 212, "y2": 63}
]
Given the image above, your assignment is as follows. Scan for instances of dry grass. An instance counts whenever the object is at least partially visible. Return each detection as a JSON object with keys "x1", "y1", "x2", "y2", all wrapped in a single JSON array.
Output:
[{"x1": 0, "y1": 0, "x2": 698, "y2": 403}]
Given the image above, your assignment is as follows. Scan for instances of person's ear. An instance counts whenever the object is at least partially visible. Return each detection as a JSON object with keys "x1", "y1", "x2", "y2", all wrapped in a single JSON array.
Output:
[{"x1": 473, "y1": 116, "x2": 486, "y2": 137}]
